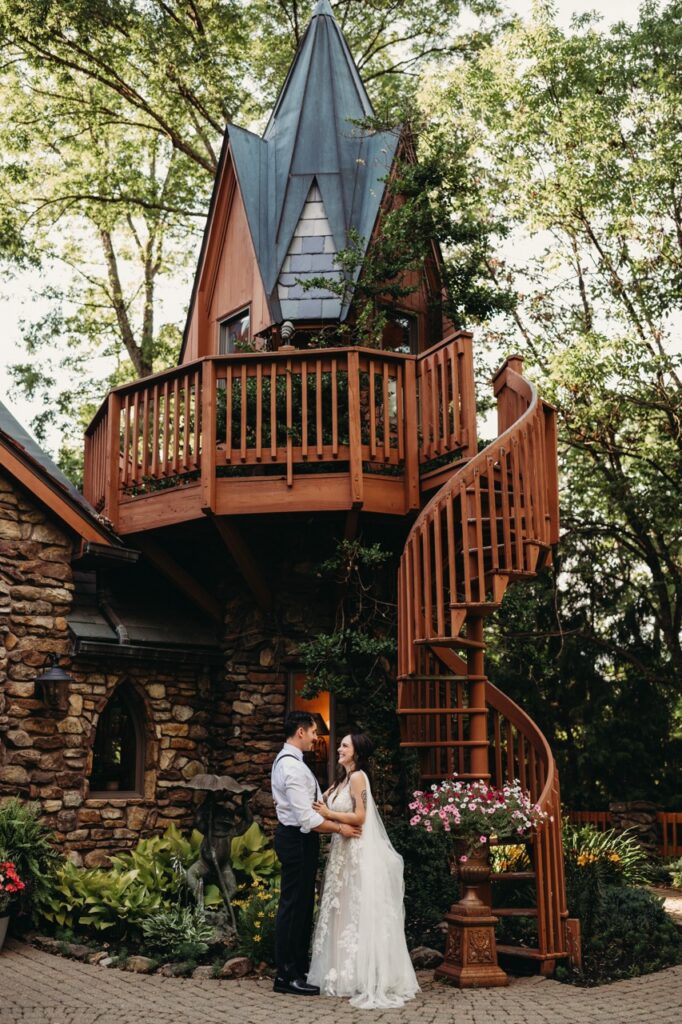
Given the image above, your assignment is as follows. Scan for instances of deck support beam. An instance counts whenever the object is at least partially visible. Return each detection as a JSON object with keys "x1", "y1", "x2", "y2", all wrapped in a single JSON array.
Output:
[
  {"x1": 133, "y1": 536, "x2": 223, "y2": 625},
  {"x1": 208, "y1": 514, "x2": 272, "y2": 614}
]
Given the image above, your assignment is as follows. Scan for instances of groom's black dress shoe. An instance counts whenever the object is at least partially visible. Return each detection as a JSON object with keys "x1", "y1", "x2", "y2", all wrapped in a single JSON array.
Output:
[{"x1": 272, "y1": 976, "x2": 320, "y2": 996}]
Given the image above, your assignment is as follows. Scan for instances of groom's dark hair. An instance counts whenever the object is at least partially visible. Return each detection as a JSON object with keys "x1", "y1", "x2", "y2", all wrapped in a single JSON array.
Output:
[{"x1": 283, "y1": 710, "x2": 315, "y2": 739}]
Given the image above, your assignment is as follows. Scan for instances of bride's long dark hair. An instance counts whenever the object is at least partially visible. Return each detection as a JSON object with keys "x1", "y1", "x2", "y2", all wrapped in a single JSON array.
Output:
[{"x1": 329, "y1": 731, "x2": 374, "y2": 793}]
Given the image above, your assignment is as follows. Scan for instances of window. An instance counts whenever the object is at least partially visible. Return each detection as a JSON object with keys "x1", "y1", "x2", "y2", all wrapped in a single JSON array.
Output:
[
  {"x1": 219, "y1": 307, "x2": 250, "y2": 353},
  {"x1": 381, "y1": 308, "x2": 418, "y2": 354},
  {"x1": 288, "y1": 671, "x2": 334, "y2": 791},
  {"x1": 89, "y1": 684, "x2": 145, "y2": 796}
]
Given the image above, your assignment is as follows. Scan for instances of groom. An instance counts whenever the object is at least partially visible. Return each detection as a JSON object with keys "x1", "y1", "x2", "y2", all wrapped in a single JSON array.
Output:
[{"x1": 271, "y1": 711, "x2": 361, "y2": 996}]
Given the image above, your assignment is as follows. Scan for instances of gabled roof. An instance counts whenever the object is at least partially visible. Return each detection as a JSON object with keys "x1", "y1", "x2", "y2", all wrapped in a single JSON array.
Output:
[
  {"x1": 0, "y1": 400, "x2": 119, "y2": 547},
  {"x1": 181, "y1": 0, "x2": 399, "y2": 348}
]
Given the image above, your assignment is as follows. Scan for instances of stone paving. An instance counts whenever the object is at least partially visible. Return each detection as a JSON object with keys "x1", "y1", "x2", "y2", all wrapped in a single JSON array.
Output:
[{"x1": 1, "y1": 940, "x2": 681, "y2": 1024}]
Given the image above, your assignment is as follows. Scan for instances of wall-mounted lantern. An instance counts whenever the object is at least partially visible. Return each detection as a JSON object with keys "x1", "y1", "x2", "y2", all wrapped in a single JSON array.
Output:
[{"x1": 36, "y1": 654, "x2": 72, "y2": 715}]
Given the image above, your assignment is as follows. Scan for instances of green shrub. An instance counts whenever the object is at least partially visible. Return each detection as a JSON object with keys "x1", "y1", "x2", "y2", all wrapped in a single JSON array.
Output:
[
  {"x1": 142, "y1": 903, "x2": 214, "y2": 961},
  {"x1": 563, "y1": 823, "x2": 650, "y2": 887},
  {"x1": 565, "y1": 886, "x2": 682, "y2": 985},
  {"x1": 232, "y1": 878, "x2": 279, "y2": 964},
  {"x1": 386, "y1": 819, "x2": 458, "y2": 949},
  {"x1": 0, "y1": 799, "x2": 62, "y2": 920}
]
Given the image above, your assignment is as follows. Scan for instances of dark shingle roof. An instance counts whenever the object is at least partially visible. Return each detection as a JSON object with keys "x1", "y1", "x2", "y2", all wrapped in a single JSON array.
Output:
[{"x1": 208, "y1": 1, "x2": 399, "y2": 329}]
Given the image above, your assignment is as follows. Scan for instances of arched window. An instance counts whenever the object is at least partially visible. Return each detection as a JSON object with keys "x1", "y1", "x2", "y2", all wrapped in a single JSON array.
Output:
[{"x1": 89, "y1": 683, "x2": 145, "y2": 796}]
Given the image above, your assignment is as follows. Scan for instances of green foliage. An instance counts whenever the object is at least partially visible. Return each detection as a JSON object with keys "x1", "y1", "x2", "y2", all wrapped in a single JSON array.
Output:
[
  {"x1": 386, "y1": 819, "x2": 458, "y2": 949},
  {"x1": 668, "y1": 857, "x2": 682, "y2": 889},
  {"x1": 39, "y1": 825, "x2": 221, "y2": 939},
  {"x1": 232, "y1": 878, "x2": 279, "y2": 964},
  {"x1": 230, "y1": 823, "x2": 280, "y2": 882},
  {"x1": 562, "y1": 886, "x2": 682, "y2": 986},
  {"x1": 141, "y1": 903, "x2": 214, "y2": 962},
  {"x1": 563, "y1": 824, "x2": 651, "y2": 889},
  {"x1": 0, "y1": 799, "x2": 61, "y2": 920}
]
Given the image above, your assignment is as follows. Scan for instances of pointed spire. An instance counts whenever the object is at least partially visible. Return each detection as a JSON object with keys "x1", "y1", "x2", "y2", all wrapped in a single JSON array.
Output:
[{"x1": 312, "y1": 0, "x2": 335, "y2": 16}]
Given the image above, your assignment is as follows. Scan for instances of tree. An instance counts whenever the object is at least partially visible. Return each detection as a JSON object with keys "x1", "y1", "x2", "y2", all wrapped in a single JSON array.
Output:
[{"x1": 421, "y1": 0, "x2": 682, "y2": 801}]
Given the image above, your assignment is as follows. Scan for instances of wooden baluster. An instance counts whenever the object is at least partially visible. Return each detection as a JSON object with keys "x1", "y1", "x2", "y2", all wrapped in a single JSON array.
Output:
[
  {"x1": 449, "y1": 341, "x2": 459, "y2": 450},
  {"x1": 225, "y1": 365, "x2": 233, "y2": 462},
  {"x1": 486, "y1": 455, "x2": 500, "y2": 573},
  {"x1": 510, "y1": 437, "x2": 524, "y2": 570},
  {"x1": 141, "y1": 387, "x2": 150, "y2": 481},
  {"x1": 473, "y1": 467, "x2": 486, "y2": 603},
  {"x1": 132, "y1": 391, "x2": 141, "y2": 482},
  {"x1": 422, "y1": 521, "x2": 433, "y2": 639},
  {"x1": 460, "y1": 480, "x2": 472, "y2": 603},
  {"x1": 151, "y1": 384, "x2": 160, "y2": 480},
  {"x1": 505, "y1": 720, "x2": 515, "y2": 780},
  {"x1": 412, "y1": 532, "x2": 424, "y2": 641},
  {"x1": 240, "y1": 364, "x2": 247, "y2": 463},
  {"x1": 201, "y1": 360, "x2": 216, "y2": 513},
  {"x1": 433, "y1": 506, "x2": 445, "y2": 637},
  {"x1": 439, "y1": 348, "x2": 448, "y2": 455},
  {"x1": 369, "y1": 360, "x2": 377, "y2": 460},
  {"x1": 347, "y1": 350, "x2": 363, "y2": 506},
  {"x1": 403, "y1": 359, "x2": 420, "y2": 510},
  {"x1": 457, "y1": 680, "x2": 465, "y2": 775},
  {"x1": 286, "y1": 358, "x2": 293, "y2": 487},
  {"x1": 331, "y1": 357, "x2": 338, "y2": 459},
  {"x1": 404, "y1": 542, "x2": 415, "y2": 675},
  {"x1": 396, "y1": 364, "x2": 405, "y2": 462},
  {"x1": 255, "y1": 363, "x2": 263, "y2": 463},
  {"x1": 493, "y1": 710, "x2": 503, "y2": 788},
  {"x1": 430, "y1": 358, "x2": 439, "y2": 457},
  {"x1": 301, "y1": 362, "x2": 308, "y2": 460},
  {"x1": 499, "y1": 447, "x2": 513, "y2": 569},
  {"x1": 528, "y1": 743, "x2": 538, "y2": 803},
  {"x1": 315, "y1": 360, "x2": 323, "y2": 458},
  {"x1": 383, "y1": 362, "x2": 390, "y2": 462},
  {"x1": 172, "y1": 377, "x2": 180, "y2": 473},
  {"x1": 270, "y1": 362, "x2": 277, "y2": 461},
  {"x1": 162, "y1": 382, "x2": 169, "y2": 476},
  {"x1": 518, "y1": 733, "x2": 527, "y2": 791},
  {"x1": 182, "y1": 375, "x2": 191, "y2": 470},
  {"x1": 446, "y1": 493, "x2": 458, "y2": 632},
  {"x1": 193, "y1": 370, "x2": 200, "y2": 469},
  {"x1": 122, "y1": 395, "x2": 131, "y2": 489}
]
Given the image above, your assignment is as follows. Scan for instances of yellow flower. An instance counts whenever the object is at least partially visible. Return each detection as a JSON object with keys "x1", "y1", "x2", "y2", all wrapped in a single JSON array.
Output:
[{"x1": 608, "y1": 853, "x2": 621, "y2": 863}]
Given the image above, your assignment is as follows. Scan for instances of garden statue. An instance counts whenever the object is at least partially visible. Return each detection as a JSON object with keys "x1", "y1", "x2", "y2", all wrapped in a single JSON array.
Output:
[{"x1": 185, "y1": 774, "x2": 255, "y2": 932}]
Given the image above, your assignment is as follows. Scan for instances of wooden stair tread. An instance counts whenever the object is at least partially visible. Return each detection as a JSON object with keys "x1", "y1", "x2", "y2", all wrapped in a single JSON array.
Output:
[
  {"x1": 490, "y1": 871, "x2": 536, "y2": 881},
  {"x1": 495, "y1": 945, "x2": 562, "y2": 961},
  {"x1": 492, "y1": 907, "x2": 538, "y2": 917},
  {"x1": 414, "y1": 636, "x2": 486, "y2": 649}
]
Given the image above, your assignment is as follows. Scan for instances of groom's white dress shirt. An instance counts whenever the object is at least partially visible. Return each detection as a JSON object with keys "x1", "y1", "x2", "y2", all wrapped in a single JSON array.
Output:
[{"x1": 271, "y1": 742, "x2": 325, "y2": 833}]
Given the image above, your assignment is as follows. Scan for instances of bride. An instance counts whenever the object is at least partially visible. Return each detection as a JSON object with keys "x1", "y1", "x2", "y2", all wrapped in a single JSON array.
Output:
[{"x1": 307, "y1": 732, "x2": 420, "y2": 1009}]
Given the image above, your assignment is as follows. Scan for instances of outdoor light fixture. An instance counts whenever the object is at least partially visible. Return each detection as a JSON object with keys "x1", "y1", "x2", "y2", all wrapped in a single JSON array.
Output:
[{"x1": 36, "y1": 653, "x2": 73, "y2": 715}]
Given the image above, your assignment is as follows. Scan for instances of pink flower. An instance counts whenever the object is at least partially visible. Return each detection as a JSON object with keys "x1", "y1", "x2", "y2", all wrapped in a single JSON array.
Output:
[
  {"x1": 410, "y1": 815, "x2": 420, "y2": 826},
  {"x1": 479, "y1": 835, "x2": 487, "y2": 844},
  {"x1": 459, "y1": 855, "x2": 468, "y2": 863}
]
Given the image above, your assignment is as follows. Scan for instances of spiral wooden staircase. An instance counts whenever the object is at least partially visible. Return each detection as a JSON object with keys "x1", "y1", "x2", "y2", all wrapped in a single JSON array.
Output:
[{"x1": 398, "y1": 354, "x2": 572, "y2": 976}]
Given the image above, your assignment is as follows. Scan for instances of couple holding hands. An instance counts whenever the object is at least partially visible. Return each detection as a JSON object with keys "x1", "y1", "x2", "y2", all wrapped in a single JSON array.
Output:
[{"x1": 270, "y1": 711, "x2": 419, "y2": 1010}]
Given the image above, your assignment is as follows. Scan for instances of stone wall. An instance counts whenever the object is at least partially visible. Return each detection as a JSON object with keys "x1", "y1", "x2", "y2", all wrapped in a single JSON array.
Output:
[{"x1": 0, "y1": 469, "x2": 227, "y2": 865}]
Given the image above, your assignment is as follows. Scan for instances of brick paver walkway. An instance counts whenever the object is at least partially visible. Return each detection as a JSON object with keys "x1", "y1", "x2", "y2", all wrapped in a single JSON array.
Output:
[{"x1": 1, "y1": 940, "x2": 681, "y2": 1024}]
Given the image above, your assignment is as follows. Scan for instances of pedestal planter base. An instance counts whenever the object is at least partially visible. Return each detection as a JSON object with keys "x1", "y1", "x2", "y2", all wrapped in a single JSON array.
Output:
[
  {"x1": 435, "y1": 843, "x2": 508, "y2": 989},
  {"x1": 435, "y1": 903, "x2": 508, "y2": 988},
  {"x1": 0, "y1": 916, "x2": 10, "y2": 952}
]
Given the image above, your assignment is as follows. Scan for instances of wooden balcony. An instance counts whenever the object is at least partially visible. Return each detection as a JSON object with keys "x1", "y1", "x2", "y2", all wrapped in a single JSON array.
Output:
[{"x1": 83, "y1": 333, "x2": 476, "y2": 535}]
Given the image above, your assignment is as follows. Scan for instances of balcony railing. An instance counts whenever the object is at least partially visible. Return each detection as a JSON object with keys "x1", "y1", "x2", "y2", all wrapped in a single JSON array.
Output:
[{"x1": 84, "y1": 333, "x2": 476, "y2": 534}]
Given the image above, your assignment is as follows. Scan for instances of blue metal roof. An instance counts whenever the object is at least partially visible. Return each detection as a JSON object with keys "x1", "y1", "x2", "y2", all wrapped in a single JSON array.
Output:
[{"x1": 227, "y1": 1, "x2": 399, "y2": 323}]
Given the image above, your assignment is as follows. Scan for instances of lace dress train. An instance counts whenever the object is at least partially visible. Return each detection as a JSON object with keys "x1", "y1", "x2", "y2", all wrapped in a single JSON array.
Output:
[{"x1": 307, "y1": 772, "x2": 419, "y2": 1009}]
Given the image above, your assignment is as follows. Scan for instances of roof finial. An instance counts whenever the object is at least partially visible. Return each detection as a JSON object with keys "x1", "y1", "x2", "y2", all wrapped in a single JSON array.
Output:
[{"x1": 312, "y1": 0, "x2": 335, "y2": 17}]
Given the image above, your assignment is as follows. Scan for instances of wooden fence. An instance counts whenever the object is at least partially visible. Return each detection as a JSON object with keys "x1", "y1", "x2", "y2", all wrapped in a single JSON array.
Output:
[{"x1": 567, "y1": 811, "x2": 682, "y2": 857}]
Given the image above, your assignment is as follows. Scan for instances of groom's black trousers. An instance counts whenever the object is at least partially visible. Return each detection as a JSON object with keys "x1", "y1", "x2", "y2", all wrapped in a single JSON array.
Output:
[{"x1": 274, "y1": 824, "x2": 320, "y2": 979}]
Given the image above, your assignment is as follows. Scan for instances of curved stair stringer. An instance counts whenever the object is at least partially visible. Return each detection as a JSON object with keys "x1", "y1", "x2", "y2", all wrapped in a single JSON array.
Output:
[{"x1": 397, "y1": 356, "x2": 569, "y2": 970}]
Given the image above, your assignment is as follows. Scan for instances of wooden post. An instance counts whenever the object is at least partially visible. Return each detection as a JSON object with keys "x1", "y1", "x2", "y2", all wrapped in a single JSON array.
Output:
[
  {"x1": 103, "y1": 391, "x2": 121, "y2": 531},
  {"x1": 347, "y1": 350, "x2": 364, "y2": 508},
  {"x1": 201, "y1": 359, "x2": 216, "y2": 514},
  {"x1": 403, "y1": 358, "x2": 420, "y2": 511},
  {"x1": 459, "y1": 335, "x2": 478, "y2": 458}
]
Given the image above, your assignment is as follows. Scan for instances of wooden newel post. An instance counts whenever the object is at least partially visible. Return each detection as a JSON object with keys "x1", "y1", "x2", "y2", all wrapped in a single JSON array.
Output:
[
  {"x1": 103, "y1": 391, "x2": 121, "y2": 531},
  {"x1": 435, "y1": 614, "x2": 508, "y2": 989}
]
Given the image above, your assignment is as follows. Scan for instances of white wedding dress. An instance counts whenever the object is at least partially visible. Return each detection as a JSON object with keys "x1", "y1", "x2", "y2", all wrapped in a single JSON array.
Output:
[{"x1": 307, "y1": 771, "x2": 420, "y2": 1009}]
